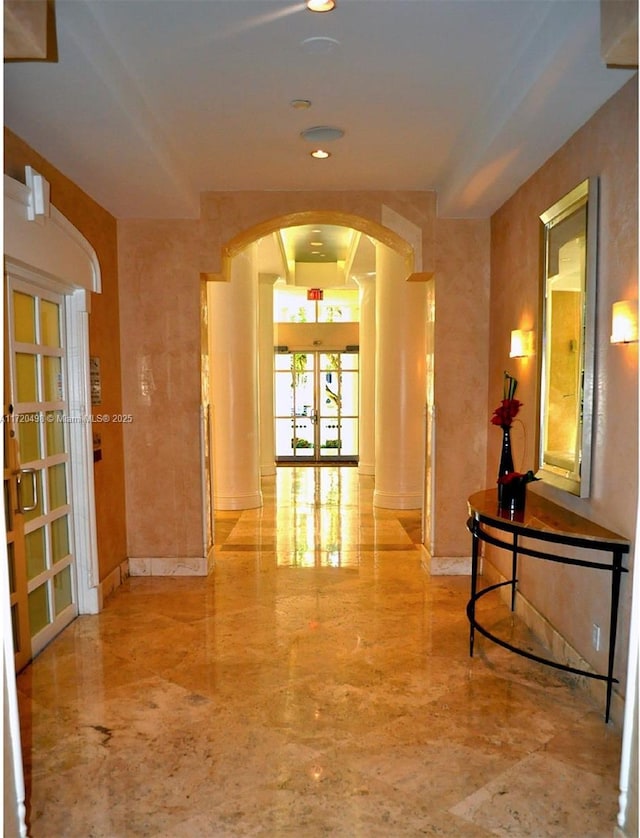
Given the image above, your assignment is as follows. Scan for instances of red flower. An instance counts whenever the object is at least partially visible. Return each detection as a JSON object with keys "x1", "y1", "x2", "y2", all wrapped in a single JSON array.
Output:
[
  {"x1": 498, "y1": 470, "x2": 539, "y2": 485},
  {"x1": 491, "y1": 398, "x2": 522, "y2": 428}
]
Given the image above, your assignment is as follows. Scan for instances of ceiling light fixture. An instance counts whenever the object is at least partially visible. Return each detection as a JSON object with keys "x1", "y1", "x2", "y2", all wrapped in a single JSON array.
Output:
[
  {"x1": 290, "y1": 99, "x2": 312, "y2": 110},
  {"x1": 301, "y1": 126, "x2": 344, "y2": 143},
  {"x1": 300, "y1": 36, "x2": 341, "y2": 55},
  {"x1": 306, "y1": 0, "x2": 336, "y2": 12},
  {"x1": 310, "y1": 241, "x2": 323, "y2": 246},
  {"x1": 311, "y1": 149, "x2": 331, "y2": 159}
]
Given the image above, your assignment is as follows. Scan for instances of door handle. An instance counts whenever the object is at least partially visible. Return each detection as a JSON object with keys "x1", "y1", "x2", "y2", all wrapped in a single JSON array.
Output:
[{"x1": 16, "y1": 468, "x2": 38, "y2": 513}]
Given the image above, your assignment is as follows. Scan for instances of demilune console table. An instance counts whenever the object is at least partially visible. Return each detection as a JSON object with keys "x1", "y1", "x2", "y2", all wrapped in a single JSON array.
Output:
[{"x1": 466, "y1": 489, "x2": 630, "y2": 722}]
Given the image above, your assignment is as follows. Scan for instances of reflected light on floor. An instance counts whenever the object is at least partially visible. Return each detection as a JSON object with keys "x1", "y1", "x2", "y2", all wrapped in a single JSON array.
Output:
[{"x1": 16, "y1": 465, "x2": 623, "y2": 837}]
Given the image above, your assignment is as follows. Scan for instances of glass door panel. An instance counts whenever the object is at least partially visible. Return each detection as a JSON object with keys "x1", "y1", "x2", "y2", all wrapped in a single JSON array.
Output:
[
  {"x1": 4, "y1": 451, "x2": 30, "y2": 672},
  {"x1": 5, "y1": 280, "x2": 78, "y2": 669},
  {"x1": 318, "y1": 352, "x2": 358, "y2": 460},
  {"x1": 274, "y1": 350, "x2": 358, "y2": 463}
]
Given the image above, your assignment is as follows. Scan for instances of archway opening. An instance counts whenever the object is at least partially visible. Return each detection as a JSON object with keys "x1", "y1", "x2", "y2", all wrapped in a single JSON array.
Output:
[{"x1": 202, "y1": 209, "x2": 430, "y2": 553}]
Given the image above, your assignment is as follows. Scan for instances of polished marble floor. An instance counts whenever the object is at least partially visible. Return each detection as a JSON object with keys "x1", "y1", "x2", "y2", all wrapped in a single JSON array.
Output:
[{"x1": 17, "y1": 467, "x2": 622, "y2": 837}]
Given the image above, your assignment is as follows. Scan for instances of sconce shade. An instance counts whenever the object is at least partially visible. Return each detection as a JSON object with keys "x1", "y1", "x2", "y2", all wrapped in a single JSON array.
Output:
[
  {"x1": 610, "y1": 300, "x2": 638, "y2": 344},
  {"x1": 509, "y1": 329, "x2": 534, "y2": 358}
]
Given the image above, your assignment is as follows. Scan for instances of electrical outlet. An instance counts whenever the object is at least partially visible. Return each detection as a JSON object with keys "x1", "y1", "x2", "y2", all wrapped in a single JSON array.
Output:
[{"x1": 592, "y1": 623, "x2": 601, "y2": 651}]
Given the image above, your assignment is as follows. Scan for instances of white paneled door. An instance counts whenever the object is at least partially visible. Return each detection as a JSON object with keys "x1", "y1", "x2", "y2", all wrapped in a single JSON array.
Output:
[{"x1": 4, "y1": 278, "x2": 78, "y2": 670}]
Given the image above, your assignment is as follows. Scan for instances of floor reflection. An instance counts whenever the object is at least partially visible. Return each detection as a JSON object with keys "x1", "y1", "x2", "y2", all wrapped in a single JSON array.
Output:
[{"x1": 16, "y1": 466, "x2": 622, "y2": 838}]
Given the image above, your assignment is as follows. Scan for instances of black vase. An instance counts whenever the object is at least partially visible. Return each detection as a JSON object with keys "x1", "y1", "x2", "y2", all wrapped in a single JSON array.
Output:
[{"x1": 497, "y1": 425, "x2": 514, "y2": 506}]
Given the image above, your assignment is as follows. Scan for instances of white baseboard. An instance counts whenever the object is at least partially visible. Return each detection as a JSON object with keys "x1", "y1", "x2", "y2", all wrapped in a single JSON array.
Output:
[
  {"x1": 129, "y1": 556, "x2": 211, "y2": 576},
  {"x1": 420, "y1": 546, "x2": 472, "y2": 575}
]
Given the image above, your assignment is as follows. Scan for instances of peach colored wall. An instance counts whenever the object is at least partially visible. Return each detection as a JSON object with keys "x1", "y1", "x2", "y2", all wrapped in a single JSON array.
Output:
[
  {"x1": 434, "y1": 218, "x2": 491, "y2": 557},
  {"x1": 488, "y1": 77, "x2": 638, "y2": 687},
  {"x1": 118, "y1": 192, "x2": 495, "y2": 562},
  {"x1": 117, "y1": 219, "x2": 204, "y2": 559},
  {"x1": 4, "y1": 128, "x2": 127, "y2": 583},
  {"x1": 199, "y1": 191, "x2": 436, "y2": 277}
]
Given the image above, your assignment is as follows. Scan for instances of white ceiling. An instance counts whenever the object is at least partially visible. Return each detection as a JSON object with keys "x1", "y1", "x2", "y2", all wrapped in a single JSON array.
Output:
[{"x1": 4, "y1": 0, "x2": 634, "y2": 223}]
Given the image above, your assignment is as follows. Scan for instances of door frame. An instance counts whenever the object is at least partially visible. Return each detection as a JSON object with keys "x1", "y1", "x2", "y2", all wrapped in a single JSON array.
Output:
[
  {"x1": 274, "y1": 349, "x2": 359, "y2": 464},
  {"x1": 3, "y1": 169, "x2": 102, "y2": 835},
  {"x1": 4, "y1": 174, "x2": 102, "y2": 615}
]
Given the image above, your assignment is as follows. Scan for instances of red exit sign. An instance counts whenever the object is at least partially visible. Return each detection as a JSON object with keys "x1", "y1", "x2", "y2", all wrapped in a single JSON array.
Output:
[{"x1": 307, "y1": 288, "x2": 323, "y2": 301}]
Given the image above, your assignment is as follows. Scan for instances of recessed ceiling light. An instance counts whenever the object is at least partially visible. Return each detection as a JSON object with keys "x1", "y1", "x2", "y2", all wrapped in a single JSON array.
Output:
[
  {"x1": 311, "y1": 149, "x2": 331, "y2": 159},
  {"x1": 290, "y1": 99, "x2": 312, "y2": 110},
  {"x1": 311, "y1": 251, "x2": 321, "y2": 255},
  {"x1": 310, "y1": 241, "x2": 323, "y2": 246},
  {"x1": 300, "y1": 37, "x2": 341, "y2": 55},
  {"x1": 301, "y1": 126, "x2": 344, "y2": 143},
  {"x1": 306, "y1": 0, "x2": 336, "y2": 12}
]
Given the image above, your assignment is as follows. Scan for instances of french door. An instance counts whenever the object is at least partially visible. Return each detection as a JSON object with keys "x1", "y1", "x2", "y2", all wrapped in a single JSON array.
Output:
[
  {"x1": 274, "y1": 350, "x2": 359, "y2": 462},
  {"x1": 4, "y1": 277, "x2": 78, "y2": 671}
]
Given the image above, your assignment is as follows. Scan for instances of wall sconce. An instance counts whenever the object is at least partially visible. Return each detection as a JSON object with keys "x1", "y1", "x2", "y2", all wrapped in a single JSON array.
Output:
[
  {"x1": 509, "y1": 329, "x2": 535, "y2": 358},
  {"x1": 610, "y1": 300, "x2": 638, "y2": 344}
]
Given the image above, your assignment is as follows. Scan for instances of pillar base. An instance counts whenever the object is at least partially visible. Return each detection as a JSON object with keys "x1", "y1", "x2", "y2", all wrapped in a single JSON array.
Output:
[
  {"x1": 373, "y1": 489, "x2": 421, "y2": 509},
  {"x1": 214, "y1": 491, "x2": 263, "y2": 510}
]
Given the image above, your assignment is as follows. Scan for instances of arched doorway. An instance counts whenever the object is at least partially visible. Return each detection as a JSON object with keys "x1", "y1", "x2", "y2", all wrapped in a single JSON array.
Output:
[{"x1": 202, "y1": 209, "x2": 432, "y2": 542}]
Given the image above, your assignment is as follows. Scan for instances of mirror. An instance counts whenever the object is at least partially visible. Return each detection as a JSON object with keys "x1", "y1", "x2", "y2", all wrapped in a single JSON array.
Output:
[{"x1": 538, "y1": 178, "x2": 598, "y2": 497}]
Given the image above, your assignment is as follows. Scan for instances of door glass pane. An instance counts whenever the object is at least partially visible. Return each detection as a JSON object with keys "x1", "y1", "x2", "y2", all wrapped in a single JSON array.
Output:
[
  {"x1": 43, "y1": 356, "x2": 63, "y2": 401},
  {"x1": 40, "y1": 301, "x2": 61, "y2": 347},
  {"x1": 8, "y1": 542, "x2": 16, "y2": 593},
  {"x1": 28, "y1": 584, "x2": 50, "y2": 636},
  {"x1": 274, "y1": 372, "x2": 295, "y2": 416},
  {"x1": 4, "y1": 480, "x2": 12, "y2": 532},
  {"x1": 293, "y1": 354, "x2": 314, "y2": 416},
  {"x1": 18, "y1": 415, "x2": 41, "y2": 462},
  {"x1": 274, "y1": 353, "x2": 292, "y2": 371},
  {"x1": 320, "y1": 419, "x2": 341, "y2": 455},
  {"x1": 51, "y1": 515, "x2": 70, "y2": 562},
  {"x1": 25, "y1": 527, "x2": 47, "y2": 580},
  {"x1": 54, "y1": 566, "x2": 73, "y2": 615},
  {"x1": 340, "y1": 372, "x2": 358, "y2": 415},
  {"x1": 46, "y1": 412, "x2": 65, "y2": 455},
  {"x1": 24, "y1": 470, "x2": 43, "y2": 522},
  {"x1": 13, "y1": 292, "x2": 36, "y2": 343},
  {"x1": 339, "y1": 418, "x2": 358, "y2": 456},
  {"x1": 16, "y1": 354, "x2": 38, "y2": 402},
  {"x1": 11, "y1": 605, "x2": 20, "y2": 652},
  {"x1": 341, "y1": 353, "x2": 358, "y2": 371},
  {"x1": 275, "y1": 418, "x2": 295, "y2": 457},
  {"x1": 48, "y1": 463, "x2": 67, "y2": 510},
  {"x1": 292, "y1": 417, "x2": 313, "y2": 455}
]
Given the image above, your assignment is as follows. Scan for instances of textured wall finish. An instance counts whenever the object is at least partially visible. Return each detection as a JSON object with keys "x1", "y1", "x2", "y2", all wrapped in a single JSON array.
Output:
[
  {"x1": 4, "y1": 128, "x2": 127, "y2": 584},
  {"x1": 489, "y1": 77, "x2": 638, "y2": 692}
]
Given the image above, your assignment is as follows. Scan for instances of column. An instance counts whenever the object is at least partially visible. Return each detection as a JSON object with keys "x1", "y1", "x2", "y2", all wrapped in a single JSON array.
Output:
[
  {"x1": 208, "y1": 244, "x2": 262, "y2": 509},
  {"x1": 258, "y1": 273, "x2": 278, "y2": 476},
  {"x1": 355, "y1": 275, "x2": 376, "y2": 475},
  {"x1": 373, "y1": 243, "x2": 427, "y2": 509}
]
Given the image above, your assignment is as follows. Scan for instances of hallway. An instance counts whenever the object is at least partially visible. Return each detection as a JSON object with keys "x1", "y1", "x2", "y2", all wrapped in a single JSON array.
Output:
[{"x1": 17, "y1": 467, "x2": 622, "y2": 837}]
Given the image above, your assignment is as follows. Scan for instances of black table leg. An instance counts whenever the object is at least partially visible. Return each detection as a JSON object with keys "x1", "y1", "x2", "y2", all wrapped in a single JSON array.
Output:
[
  {"x1": 469, "y1": 518, "x2": 479, "y2": 657},
  {"x1": 605, "y1": 549, "x2": 624, "y2": 723},
  {"x1": 511, "y1": 532, "x2": 518, "y2": 612}
]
